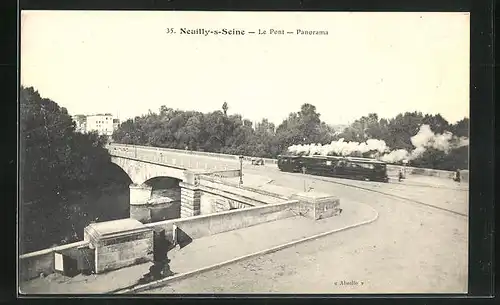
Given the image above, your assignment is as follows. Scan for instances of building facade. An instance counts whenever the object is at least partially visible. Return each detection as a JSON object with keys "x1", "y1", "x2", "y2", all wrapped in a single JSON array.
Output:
[
  {"x1": 72, "y1": 113, "x2": 120, "y2": 138},
  {"x1": 86, "y1": 113, "x2": 115, "y2": 136}
]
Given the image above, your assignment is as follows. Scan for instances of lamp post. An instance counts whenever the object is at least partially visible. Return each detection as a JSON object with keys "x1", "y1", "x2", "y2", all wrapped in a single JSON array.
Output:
[
  {"x1": 239, "y1": 155, "x2": 244, "y2": 186},
  {"x1": 302, "y1": 166, "x2": 307, "y2": 191}
]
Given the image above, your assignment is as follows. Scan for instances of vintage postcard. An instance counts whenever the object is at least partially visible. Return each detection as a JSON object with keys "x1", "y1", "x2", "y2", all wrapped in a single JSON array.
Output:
[{"x1": 19, "y1": 11, "x2": 469, "y2": 294}]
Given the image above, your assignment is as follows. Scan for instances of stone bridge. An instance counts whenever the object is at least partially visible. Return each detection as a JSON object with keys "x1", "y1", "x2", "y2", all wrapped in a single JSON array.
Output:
[{"x1": 107, "y1": 144, "x2": 246, "y2": 222}]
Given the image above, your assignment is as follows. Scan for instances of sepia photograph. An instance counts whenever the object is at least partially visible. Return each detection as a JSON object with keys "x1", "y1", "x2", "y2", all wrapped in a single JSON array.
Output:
[{"x1": 19, "y1": 10, "x2": 470, "y2": 294}]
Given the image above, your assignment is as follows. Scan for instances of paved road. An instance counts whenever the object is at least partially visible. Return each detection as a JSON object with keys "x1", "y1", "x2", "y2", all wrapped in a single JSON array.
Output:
[{"x1": 145, "y1": 166, "x2": 468, "y2": 294}]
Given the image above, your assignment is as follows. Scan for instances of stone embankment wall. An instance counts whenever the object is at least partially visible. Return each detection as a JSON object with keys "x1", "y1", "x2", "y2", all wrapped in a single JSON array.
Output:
[{"x1": 387, "y1": 165, "x2": 469, "y2": 182}]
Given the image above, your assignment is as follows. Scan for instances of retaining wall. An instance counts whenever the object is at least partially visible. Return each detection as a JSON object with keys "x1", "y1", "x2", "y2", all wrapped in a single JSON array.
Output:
[
  {"x1": 142, "y1": 199, "x2": 300, "y2": 245},
  {"x1": 19, "y1": 199, "x2": 317, "y2": 283},
  {"x1": 386, "y1": 164, "x2": 466, "y2": 180},
  {"x1": 172, "y1": 200, "x2": 301, "y2": 243},
  {"x1": 141, "y1": 199, "x2": 300, "y2": 243},
  {"x1": 19, "y1": 241, "x2": 90, "y2": 281}
]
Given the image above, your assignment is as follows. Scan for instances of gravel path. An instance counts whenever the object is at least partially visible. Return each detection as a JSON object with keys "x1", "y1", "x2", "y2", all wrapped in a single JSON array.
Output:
[{"x1": 145, "y1": 171, "x2": 468, "y2": 294}]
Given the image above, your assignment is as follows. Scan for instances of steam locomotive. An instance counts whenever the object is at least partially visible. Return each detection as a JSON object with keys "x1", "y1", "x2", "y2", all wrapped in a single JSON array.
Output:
[{"x1": 277, "y1": 154, "x2": 389, "y2": 182}]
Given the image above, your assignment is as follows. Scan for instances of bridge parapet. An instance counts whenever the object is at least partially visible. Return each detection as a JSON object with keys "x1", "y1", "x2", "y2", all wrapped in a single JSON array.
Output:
[
  {"x1": 107, "y1": 143, "x2": 278, "y2": 165},
  {"x1": 108, "y1": 145, "x2": 240, "y2": 172}
]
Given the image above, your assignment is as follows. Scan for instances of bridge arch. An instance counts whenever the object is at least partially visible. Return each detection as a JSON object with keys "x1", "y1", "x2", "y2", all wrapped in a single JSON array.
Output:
[
  {"x1": 104, "y1": 162, "x2": 133, "y2": 185},
  {"x1": 108, "y1": 154, "x2": 208, "y2": 222},
  {"x1": 110, "y1": 156, "x2": 186, "y2": 186}
]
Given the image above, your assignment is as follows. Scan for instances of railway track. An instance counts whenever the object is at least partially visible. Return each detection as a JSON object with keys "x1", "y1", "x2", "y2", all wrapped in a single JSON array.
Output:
[{"x1": 278, "y1": 171, "x2": 468, "y2": 218}]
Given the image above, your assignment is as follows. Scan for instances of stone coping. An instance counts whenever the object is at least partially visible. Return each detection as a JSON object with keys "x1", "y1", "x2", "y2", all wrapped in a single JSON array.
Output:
[
  {"x1": 85, "y1": 219, "x2": 151, "y2": 240},
  {"x1": 19, "y1": 241, "x2": 90, "y2": 259},
  {"x1": 292, "y1": 191, "x2": 338, "y2": 201}
]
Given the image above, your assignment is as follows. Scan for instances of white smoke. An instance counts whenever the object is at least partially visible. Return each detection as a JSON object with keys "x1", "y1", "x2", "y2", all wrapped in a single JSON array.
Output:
[
  {"x1": 410, "y1": 124, "x2": 455, "y2": 153},
  {"x1": 379, "y1": 149, "x2": 409, "y2": 163},
  {"x1": 287, "y1": 124, "x2": 469, "y2": 164},
  {"x1": 288, "y1": 138, "x2": 388, "y2": 157}
]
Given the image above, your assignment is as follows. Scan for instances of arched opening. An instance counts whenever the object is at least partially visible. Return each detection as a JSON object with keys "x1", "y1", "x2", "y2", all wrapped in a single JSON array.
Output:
[
  {"x1": 20, "y1": 162, "x2": 134, "y2": 254},
  {"x1": 92, "y1": 162, "x2": 133, "y2": 220},
  {"x1": 100, "y1": 162, "x2": 133, "y2": 186},
  {"x1": 143, "y1": 176, "x2": 182, "y2": 222}
]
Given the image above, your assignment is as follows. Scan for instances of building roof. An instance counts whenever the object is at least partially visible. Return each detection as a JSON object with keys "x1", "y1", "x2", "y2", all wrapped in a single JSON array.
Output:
[{"x1": 86, "y1": 113, "x2": 114, "y2": 117}]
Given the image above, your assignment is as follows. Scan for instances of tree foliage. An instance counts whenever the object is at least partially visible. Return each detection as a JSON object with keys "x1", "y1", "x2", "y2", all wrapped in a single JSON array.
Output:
[
  {"x1": 113, "y1": 103, "x2": 469, "y2": 171},
  {"x1": 21, "y1": 86, "x2": 112, "y2": 202},
  {"x1": 20, "y1": 86, "x2": 130, "y2": 253}
]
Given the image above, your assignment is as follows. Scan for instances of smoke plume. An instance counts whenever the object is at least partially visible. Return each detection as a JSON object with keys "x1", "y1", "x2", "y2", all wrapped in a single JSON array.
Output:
[
  {"x1": 287, "y1": 124, "x2": 469, "y2": 164},
  {"x1": 288, "y1": 138, "x2": 388, "y2": 157}
]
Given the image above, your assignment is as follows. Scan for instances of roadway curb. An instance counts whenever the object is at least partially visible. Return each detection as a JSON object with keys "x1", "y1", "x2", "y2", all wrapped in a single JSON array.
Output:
[{"x1": 112, "y1": 206, "x2": 379, "y2": 294}]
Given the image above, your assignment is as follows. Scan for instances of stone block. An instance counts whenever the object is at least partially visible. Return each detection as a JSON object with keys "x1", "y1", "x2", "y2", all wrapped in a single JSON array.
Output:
[
  {"x1": 291, "y1": 192, "x2": 341, "y2": 220},
  {"x1": 84, "y1": 218, "x2": 154, "y2": 274},
  {"x1": 180, "y1": 182, "x2": 201, "y2": 218},
  {"x1": 180, "y1": 205, "x2": 200, "y2": 218},
  {"x1": 129, "y1": 184, "x2": 152, "y2": 206}
]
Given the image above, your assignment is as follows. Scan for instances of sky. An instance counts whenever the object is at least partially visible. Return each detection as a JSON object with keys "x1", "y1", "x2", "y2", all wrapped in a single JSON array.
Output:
[{"x1": 21, "y1": 11, "x2": 470, "y2": 126}]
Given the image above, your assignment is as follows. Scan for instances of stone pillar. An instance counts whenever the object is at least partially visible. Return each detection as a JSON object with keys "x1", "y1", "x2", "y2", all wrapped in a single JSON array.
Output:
[
  {"x1": 291, "y1": 191, "x2": 341, "y2": 220},
  {"x1": 179, "y1": 182, "x2": 201, "y2": 218},
  {"x1": 129, "y1": 184, "x2": 153, "y2": 223}
]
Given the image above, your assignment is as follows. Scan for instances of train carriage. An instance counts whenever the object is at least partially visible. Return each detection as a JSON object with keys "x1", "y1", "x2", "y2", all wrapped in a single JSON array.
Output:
[{"x1": 277, "y1": 155, "x2": 302, "y2": 172}]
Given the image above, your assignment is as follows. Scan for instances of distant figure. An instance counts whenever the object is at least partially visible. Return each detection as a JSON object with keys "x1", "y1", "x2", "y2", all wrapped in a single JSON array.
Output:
[
  {"x1": 453, "y1": 169, "x2": 461, "y2": 183},
  {"x1": 398, "y1": 169, "x2": 404, "y2": 182},
  {"x1": 251, "y1": 158, "x2": 264, "y2": 165}
]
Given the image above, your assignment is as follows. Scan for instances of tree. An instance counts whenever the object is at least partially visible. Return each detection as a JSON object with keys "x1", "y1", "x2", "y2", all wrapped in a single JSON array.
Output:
[
  {"x1": 20, "y1": 86, "x2": 116, "y2": 253},
  {"x1": 450, "y1": 117, "x2": 469, "y2": 138},
  {"x1": 297, "y1": 103, "x2": 322, "y2": 143},
  {"x1": 179, "y1": 114, "x2": 204, "y2": 150},
  {"x1": 422, "y1": 114, "x2": 450, "y2": 134},
  {"x1": 20, "y1": 86, "x2": 111, "y2": 202},
  {"x1": 385, "y1": 112, "x2": 425, "y2": 150},
  {"x1": 222, "y1": 102, "x2": 228, "y2": 116},
  {"x1": 275, "y1": 112, "x2": 303, "y2": 154},
  {"x1": 202, "y1": 111, "x2": 226, "y2": 151},
  {"x1": 247, "y1": 119, "x2": 274, "y2": 157}
]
